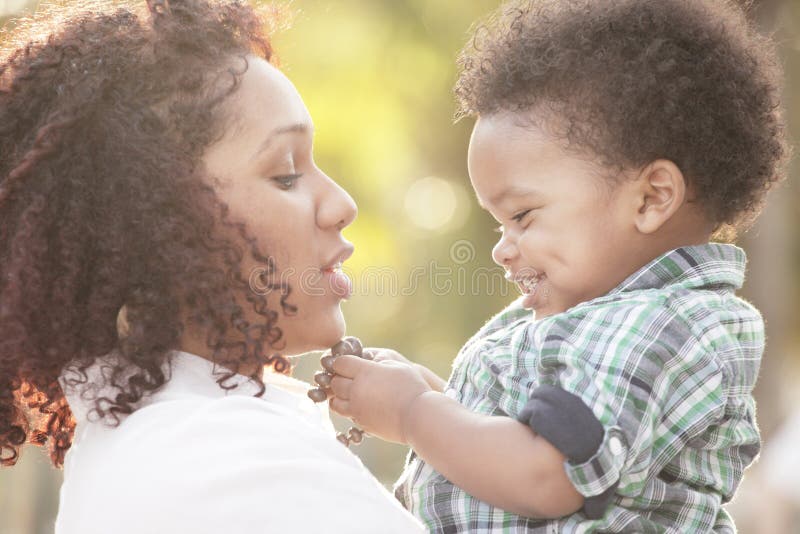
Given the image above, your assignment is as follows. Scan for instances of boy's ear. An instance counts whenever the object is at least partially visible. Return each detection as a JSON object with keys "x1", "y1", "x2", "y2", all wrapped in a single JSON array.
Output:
[{"x1": 632, "y1": 159, "x2": 686, "y2": 234}]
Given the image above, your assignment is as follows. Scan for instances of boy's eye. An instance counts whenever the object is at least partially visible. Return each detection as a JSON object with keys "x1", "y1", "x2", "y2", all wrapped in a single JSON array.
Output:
[
  {"x1": 272, "y1": 173, "x2": 302, "y2": 190},
  {"x1": 511, "y1": 209, "x2": 533, "y2": 223}
]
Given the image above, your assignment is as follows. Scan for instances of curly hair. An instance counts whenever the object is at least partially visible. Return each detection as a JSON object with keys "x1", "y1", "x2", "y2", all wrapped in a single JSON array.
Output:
[
  {"x1": 0, "y1": 0, "x2": 295, "y2": 468},
  {"x1": 455, "y1": 0, "x2": 789, "y2": 236}
]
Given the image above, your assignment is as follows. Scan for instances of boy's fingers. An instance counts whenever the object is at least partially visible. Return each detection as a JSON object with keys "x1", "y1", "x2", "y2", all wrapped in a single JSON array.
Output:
[
  {"x1": 329, "y1": 397, "x2": 350, "y2": 417},
  {"x1": 329, "y1": 375, "x2": 352, "y2": 400},
  {"x1": 331, "y1": 354, "x2": 369, "y2": 378}
]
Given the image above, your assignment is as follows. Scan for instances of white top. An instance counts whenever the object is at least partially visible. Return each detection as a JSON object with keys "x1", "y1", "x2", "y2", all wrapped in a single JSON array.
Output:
[{"x1": 55, "y1": 350, "x2": 423, "y2": 534}]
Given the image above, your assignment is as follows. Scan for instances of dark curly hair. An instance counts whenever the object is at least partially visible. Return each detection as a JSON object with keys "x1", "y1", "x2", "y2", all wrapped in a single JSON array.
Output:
[
  {"x1": 456, "y1": 0, "x2": 789, "y2": 237},
  {"x1": 0, "y1": 0, "x2": 295, "y2": 468}
]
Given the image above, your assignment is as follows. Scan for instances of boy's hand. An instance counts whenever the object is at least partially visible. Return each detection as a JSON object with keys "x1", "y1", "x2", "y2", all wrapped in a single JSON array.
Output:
[
  {"x1": 329, "y1": 355, "x2": 432, "y2": 444},
  {"x1": 365, "y1": 347, "x2": 413, "y2": 365},
  {"x1": 365, "y1": 347, "x2": 448, "y2": 392}
]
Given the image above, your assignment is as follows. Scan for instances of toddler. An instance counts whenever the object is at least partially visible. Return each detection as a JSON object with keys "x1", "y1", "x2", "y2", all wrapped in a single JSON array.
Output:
[{"x1": 328, "y1": 0, "x2": 788, "y2": 531}]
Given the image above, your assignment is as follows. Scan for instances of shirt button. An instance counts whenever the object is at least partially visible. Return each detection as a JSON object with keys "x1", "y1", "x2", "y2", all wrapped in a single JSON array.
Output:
[{"x1": 609, "y1": 436, "x2": 624, "y2": 456}]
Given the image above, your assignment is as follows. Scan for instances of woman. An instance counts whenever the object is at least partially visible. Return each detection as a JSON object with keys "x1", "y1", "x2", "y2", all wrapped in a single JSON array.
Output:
[{"x1": 0, "y1": 0, "x2": 423, "y2": 531}]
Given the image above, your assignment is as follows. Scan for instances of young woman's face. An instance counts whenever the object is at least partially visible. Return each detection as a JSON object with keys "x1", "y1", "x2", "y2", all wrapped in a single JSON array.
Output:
[
  {"x1": 468, "y1": 112, "x2": 641, "y2": 318},
  {"x1": 202, "y1": 56, "x2": 357, "y2": 355}
]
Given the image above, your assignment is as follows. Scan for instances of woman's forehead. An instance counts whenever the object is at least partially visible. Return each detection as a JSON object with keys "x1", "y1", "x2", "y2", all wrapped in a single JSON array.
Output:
[{"x1": 226, "y1": 56, "x2": 312, "y2": 138}]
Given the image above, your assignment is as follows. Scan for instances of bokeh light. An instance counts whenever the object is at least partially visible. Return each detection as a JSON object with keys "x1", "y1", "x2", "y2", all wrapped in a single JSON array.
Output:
[{"x1": 404, "y1": 176, "x2": 458, "y2": 231}]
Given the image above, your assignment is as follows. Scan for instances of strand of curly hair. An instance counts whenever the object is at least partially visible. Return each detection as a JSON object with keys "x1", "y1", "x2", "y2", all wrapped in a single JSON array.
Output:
[{"x1": 0, "y1": 0, "x2": 293, "y2": 468}]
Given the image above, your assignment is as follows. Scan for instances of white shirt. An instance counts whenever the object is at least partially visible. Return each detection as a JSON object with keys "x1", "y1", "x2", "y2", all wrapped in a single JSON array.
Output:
[{"x1": 55, "y1": 350, "x2": 424, "y2": 534}]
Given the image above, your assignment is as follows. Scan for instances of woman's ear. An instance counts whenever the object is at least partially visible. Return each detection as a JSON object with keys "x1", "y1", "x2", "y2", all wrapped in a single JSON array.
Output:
[{"x1": 632, "y1": 159, "x2": 686, "y2": 234}]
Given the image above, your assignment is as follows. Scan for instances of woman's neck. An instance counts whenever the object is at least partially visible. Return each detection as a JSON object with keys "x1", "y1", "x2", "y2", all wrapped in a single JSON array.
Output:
[{"x1": 177, "y1": 322, "x2": 264, "y2": 378}]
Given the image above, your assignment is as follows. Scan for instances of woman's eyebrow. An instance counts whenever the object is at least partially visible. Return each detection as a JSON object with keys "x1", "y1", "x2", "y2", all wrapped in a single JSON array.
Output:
[{"x1": 250, "y1": 123, "x2": 311, "y2": 162}]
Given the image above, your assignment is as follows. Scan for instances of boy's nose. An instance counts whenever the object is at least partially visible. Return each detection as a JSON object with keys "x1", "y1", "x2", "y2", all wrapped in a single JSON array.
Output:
[{"x1": 492, "y1": 234, "x2": 518, "y2": 267}]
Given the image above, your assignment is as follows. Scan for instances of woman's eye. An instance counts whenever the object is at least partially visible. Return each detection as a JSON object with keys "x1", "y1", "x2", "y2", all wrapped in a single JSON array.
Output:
[{"x1": 272, "y1": 173, "x2": 302, "y2": 190}]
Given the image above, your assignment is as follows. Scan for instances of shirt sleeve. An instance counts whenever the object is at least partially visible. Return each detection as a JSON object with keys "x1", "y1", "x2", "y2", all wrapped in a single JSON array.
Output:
[{"x1": 516, "y1": 302, "x2": 727, "y2": 519}]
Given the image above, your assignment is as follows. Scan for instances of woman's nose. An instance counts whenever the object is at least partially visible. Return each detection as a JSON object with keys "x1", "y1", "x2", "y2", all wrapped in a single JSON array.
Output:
[
  {"x1": 318, "y1": 173, "x2": 357, "y2": 231},
  {"x1": 491, "y1": 233, "x2": 517, "y2": 267}
]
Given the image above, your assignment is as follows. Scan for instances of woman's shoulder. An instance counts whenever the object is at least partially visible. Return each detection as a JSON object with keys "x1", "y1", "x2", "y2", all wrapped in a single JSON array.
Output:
[
  {"x1": 60, "y1": 392, "x2": 423, "y2": 533},
  {"x1": 84, "y1": 384, "x2": 343, "y2": 478}
]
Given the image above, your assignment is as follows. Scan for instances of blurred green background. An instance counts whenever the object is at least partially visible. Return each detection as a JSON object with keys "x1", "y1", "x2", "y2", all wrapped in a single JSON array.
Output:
[{"x1": 1, "y1": 0, "x2": 798, "y2": 533}]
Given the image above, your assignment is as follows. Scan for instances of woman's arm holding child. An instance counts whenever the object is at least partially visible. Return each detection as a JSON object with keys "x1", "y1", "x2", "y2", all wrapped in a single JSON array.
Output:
[{"x1": 329, "y1": 354, "x2": 584, "y2": 519}]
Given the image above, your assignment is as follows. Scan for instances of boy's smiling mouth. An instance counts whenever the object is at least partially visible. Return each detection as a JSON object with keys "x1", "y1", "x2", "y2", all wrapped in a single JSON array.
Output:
[{"x1": 505, "y1": 269, "x2": 546, "y2": 299}]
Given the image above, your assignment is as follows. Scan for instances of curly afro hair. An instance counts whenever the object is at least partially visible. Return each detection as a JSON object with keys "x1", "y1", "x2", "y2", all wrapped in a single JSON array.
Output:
[
  {"x1": 455, "y1": 0, "x2": 789, "y2": 237},
  {"x1": 0, "y1": 0, "x2": 295, "y2": 468}
]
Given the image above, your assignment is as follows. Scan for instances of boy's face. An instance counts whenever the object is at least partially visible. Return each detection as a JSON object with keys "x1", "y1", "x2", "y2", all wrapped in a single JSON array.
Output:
[{"x1": 468, "y1": 113, "x2": 643, "y2": 318}]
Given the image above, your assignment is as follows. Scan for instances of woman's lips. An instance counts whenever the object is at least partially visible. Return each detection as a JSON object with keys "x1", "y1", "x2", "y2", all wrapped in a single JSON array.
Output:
[
  {"x1": 320, "y1": 244, "x2": 355, "y2": 300},
  {"x1": 321, "y1": 264, "x2": 352, "y2": 299}
]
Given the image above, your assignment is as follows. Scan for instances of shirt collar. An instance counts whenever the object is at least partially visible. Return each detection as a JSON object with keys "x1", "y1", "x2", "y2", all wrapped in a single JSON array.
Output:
[
  {"x1": 608, "y1": 243, "x2": 747, "y2": 295},
  {"x1": 60, "y1": 349, "x2": 319, "y2": 424}
]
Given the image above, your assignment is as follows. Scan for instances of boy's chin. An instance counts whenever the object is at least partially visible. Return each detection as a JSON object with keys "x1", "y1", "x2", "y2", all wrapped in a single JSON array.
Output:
[{"x1": 523, "y1": 300, "x2": 564, "y2": 318}]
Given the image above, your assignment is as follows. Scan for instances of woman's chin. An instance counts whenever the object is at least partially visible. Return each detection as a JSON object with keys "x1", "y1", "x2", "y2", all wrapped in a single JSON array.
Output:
[{"x1": 280, "y1": 309, "x2": 347, "y2": 356}]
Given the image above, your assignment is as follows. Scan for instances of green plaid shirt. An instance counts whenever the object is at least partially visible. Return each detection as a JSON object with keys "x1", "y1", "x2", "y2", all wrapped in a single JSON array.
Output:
[{"x1": 395, "y1": 244, "x2": 763, "y2": 533}]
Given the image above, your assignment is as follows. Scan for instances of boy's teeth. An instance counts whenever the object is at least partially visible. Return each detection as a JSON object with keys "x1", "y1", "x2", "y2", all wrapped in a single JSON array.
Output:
[
  {"x1": 505, "y1": 270, "x2": 544, "y2": 294},
  {"x1": 517, "y1": 275, "x2": 543, "y2": 294},
  {"x1": 522, "y1": 278, "x2": 537, "y2": 292}
]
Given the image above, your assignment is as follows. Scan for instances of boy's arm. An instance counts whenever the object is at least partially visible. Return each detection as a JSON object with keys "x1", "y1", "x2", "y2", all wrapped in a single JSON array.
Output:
[
  {"x1": 404, "y1": 391, "x2": 584, "y2": 518},
  {"x1": 329, "y1": 355, "x2": 584, "y2": 519},
  {"x1": 415, "y1": 365, "x2": 447, "y2": 392}
]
